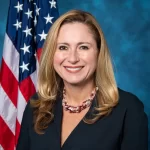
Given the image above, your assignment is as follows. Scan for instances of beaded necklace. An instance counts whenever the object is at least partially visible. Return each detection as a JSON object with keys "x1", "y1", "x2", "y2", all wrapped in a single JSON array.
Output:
[{"x1": 62, "y1": 87, "x2": 98, "y2": 113}]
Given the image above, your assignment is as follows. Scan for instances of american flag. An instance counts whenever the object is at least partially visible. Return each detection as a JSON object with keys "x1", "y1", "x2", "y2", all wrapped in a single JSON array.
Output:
[{"x1": 0, "y1": 0, "x2": 59, "y2": 149}]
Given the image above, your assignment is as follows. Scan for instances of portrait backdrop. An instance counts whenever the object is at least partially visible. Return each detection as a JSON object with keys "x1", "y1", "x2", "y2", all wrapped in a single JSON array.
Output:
[{"x1": 0, "y1": 0, "x2": 149, "y2": 149}]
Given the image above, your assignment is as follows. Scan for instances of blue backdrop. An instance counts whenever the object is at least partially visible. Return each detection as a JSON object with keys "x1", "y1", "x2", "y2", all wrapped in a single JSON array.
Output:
[{"x1": 0, "y1": 0, "x2": 149, "y2": 148}]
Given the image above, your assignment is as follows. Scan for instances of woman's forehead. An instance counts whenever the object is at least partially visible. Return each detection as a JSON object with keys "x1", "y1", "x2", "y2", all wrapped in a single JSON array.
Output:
[{"x1": 57, "y1": 23, "x2": 95, "y2": 43}]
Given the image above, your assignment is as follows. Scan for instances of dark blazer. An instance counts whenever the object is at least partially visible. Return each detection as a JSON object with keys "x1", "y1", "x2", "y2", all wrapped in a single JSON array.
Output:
[{"x1": 16, "y1": 88, "x2": 148, "y2": 150}]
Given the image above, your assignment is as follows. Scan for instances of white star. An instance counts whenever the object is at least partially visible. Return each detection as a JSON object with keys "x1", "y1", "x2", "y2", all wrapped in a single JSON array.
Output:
[
  {"x1": 49, "y1": 0, "x2": 56, "y2": 8},
  {"x1": 36, "y1": 6, "x2": 41, "y2": 16},
  {"x1": 13, "y1": 20, "x2": 22, "y2": 30},
  {"x1": 25, "y1": 9, "x2": 33, "y2": 19},
  {"x1": 34, "y1": 17, "x2": 37, "y2": 26},
  {"x1": 14, "y1": 2, "x2": 23, "y2": 13},
  {"x1": 20, "y1": 61, "x2": 29, "y2": 72},
  {"x1": 23, "y1": 26, "x2": 32, "y2": 37},
  {"x1": 34, "y1": 36, "x2": 36, "y2": 42},
  {"x1": 38, "y1": 30, "x2": 47, "y2": 41},
  {"x1": 33, "y1": 3, "x2": 36, "y2": 5},
  {"x1": 20, "y1": 43, "x2": 30, "y2": 54},
  {"x1": 44, "y1": 14, "x2": 54, "y2": 24}
]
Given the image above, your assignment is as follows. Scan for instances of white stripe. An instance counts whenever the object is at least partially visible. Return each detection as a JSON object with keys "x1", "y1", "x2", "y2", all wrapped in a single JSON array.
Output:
[
  {"x1": 0, "y1": 87, "x2": 17, "y2": 135},
  {"x1": 2, "y1": 33, "x2": 19, "y2": 80},
  {"x1": 36, "y1": 58, "x2": 39, "y2": 75},
  {"x1": 0, "y1": 145, "x2": 4, "y2": 150},
  {"x1": 30, "y1": 70, "x2": 38, "y2": 91},
  {"x1": 17, "y1": 89, "x2": 27, "y2": 124}
]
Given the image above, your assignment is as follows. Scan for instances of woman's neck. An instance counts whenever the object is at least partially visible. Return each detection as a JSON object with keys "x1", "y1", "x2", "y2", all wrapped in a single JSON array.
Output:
[{"x1": 63, "y1": 80, "x2": 95, "y2": 106}]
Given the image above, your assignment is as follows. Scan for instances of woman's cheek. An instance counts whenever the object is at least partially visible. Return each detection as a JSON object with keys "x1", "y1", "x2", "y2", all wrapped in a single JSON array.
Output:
[{"x1": 53, "y1": 52, "x2": 66, "y2": 65}]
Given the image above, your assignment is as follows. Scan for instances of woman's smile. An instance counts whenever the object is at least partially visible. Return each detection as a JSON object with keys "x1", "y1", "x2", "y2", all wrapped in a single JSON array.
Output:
[{"x1": 64, "y1": 66, "x2": 84, "y2": 73}]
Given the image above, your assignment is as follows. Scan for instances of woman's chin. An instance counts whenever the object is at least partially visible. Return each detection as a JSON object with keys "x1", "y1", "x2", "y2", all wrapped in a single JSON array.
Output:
[{"x1": 63, "y1": 79, "x2": 85, "y2": 86}]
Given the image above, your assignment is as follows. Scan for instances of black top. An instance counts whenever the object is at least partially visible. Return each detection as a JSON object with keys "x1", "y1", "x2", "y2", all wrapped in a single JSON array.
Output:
[{"x1": 16, "y1": 88, "x2": 148, "y2": 150}]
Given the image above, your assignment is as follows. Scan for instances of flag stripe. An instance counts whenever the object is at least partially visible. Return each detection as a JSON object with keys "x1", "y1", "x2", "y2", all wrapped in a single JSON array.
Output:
[
  {"x1": 0, "y1": 144, "x2": 4, "y2": 150},
  {"x1": 19, "y1": 76, "x2": 36, "y2": 102},
  {"x1": 16, "y1": 89, "x2": 27, "y2": 124},
  {"x1": 0, "y1": 59, "x2": 18, "y2": 107},
  {"x1": 15, "y1": 119, "x2": 21, "y2": 146},
  {"x1": 30, "y1": 71, "x2": 38, "y2": 91},
  {"x1": 0, "y1": 88, "x2": 17, "y2": 135},
  {"x1": 37, "y1": 48, "x2": 42, "y2": 61},
  {"x1": 0, "y1": 116, "x2": 15, "y2": 150},
  {"x1": 2, "y1": 34, "x2": 19, "y2": 80}
]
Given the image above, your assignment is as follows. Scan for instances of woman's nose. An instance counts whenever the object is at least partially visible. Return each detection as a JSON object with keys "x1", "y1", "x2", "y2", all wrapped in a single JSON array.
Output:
[{"x1": 67, "y1": 50, "x2": 79, "y2": 64}]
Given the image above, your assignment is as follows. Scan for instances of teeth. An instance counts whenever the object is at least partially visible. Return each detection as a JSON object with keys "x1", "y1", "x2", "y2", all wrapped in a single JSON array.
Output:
[{"x1": 65, "y1": 67, "x2": 82, "y2": 71}]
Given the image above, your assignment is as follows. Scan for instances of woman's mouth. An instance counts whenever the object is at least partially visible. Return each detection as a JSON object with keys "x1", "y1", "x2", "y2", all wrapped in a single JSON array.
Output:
[{"x1": 64, "y1": 66, "x2": 84, "y2": 73}]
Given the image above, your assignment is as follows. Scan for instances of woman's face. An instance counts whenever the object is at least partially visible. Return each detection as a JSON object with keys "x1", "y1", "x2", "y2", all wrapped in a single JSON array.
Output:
[{"x1": 53, "y1": 22, "x2": 99, "y2": 86}]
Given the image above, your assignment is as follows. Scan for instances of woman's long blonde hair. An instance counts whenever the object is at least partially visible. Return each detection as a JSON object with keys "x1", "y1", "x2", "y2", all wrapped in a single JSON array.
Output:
[{"x1": 31, "y1": 10, "x2": 119, "y2": 134}]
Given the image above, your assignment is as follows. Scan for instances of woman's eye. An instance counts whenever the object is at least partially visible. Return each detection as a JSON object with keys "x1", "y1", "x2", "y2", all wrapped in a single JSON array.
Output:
[
  {"x1": 59, "y1": 46, "x2": 68, "y2": 50},
  {"x1": 80, "y1": 46, "x2": 89, "y2": 50}
]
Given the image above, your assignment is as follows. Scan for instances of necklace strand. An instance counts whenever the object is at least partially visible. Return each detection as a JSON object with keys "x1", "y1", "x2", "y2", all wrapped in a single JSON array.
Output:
[{"x1": 62, "y1": 87, "x2": 98, "y2": 113}]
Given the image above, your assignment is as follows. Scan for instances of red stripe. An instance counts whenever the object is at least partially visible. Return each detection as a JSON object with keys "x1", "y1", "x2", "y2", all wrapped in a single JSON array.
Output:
[
  {"x1": 15, "y1": 119, "x2": 21, "y2": 146},
  {"x1": 19, "y1": 76, "x2": 36, "y2": 102},
  {"x1": 0, "y1": 116, "x2": 15, "y2": 150},
  {"x1": 37, "y1": 48, "x2": 42, "y2": 61},
  {"x1": 0, "y1": 58, "x2": 18, "y2": 107}
]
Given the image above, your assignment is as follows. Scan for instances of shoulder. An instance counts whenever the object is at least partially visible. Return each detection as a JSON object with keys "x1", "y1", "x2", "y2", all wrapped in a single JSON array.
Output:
[
  {"x1": 116, "y1": 89, "x2": 148, "y2": 149},
  {"x1": 116, "y1": 88, "x2": 148, "y2": 130},
  {"x1": 117, "y1": 88, "x2": 145, "y2": 114}
]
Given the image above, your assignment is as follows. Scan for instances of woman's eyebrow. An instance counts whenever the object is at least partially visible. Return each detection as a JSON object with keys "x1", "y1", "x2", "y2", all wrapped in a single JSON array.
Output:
[
  {"x1": 57, "y1": 42, "x2": 91, "y2": 45},
  {"x1": 57, "y1": 42, "x2": 69, "y2": 45},
  {"x1": 77, "y1": 42, "x2": 91, "y2": 45}
]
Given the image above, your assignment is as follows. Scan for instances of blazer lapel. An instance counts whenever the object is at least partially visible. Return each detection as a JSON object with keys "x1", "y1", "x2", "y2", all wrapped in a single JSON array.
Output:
[{"x1": 53, "y1": 94, "x2": 63, "y2": 149}]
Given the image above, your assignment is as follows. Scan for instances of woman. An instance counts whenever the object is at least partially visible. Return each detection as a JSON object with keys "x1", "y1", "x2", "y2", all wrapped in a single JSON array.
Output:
[{"x1": 16, "y1": 10, "x2": 148, "y2": 150}]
